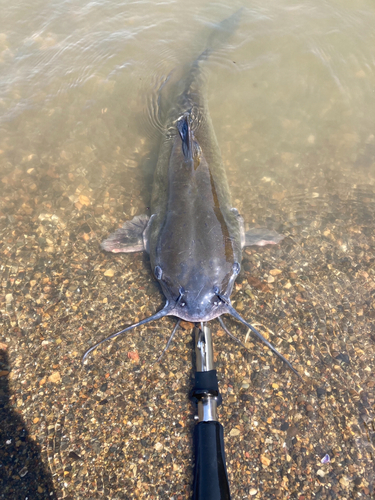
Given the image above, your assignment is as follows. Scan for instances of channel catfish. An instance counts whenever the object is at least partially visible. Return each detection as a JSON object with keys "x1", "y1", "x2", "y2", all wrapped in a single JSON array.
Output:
[{"x1": 83, "y1": 12, "x2": 298, "y2": 376}]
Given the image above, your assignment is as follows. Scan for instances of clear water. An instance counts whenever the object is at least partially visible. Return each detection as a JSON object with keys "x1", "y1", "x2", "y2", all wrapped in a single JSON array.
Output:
[{"x1": 1, "y1": 1, "x2": 374, "y2": 498}]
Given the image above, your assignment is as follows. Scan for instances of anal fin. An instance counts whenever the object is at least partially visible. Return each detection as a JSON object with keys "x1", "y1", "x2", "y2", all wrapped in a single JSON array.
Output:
[{"x1": 101, "y1": 214, "x2": 149, "y2": 253}]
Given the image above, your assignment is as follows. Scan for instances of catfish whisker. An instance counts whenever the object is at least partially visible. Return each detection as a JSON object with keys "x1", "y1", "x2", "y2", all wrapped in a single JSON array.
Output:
[
  {"x1": 82, "y1": 303, "x2": 173, "y2": 364},
  {"x1": 218, "y1": 296, "x2": 301, "y2": 379},
  {"x1": 154, "y1": 319, "x2": 181, "y2": 364},
  {"x1": 218, "y1": 317, "x2": 247, "y2": 350}
]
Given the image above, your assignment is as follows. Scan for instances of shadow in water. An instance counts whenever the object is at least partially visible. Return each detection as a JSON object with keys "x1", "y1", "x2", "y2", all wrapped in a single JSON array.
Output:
[{"x1": 0, "y1": 348, "x2": 56, "y2": 500}]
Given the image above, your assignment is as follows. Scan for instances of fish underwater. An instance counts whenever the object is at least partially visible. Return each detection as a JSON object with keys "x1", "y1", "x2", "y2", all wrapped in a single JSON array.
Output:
[{"x1": 83, "y1": 11, "x2": 299, "y2": 377}]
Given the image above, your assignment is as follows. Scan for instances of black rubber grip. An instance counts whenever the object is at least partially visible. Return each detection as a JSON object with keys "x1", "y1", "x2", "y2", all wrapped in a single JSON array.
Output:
[
  {"x1": 192, "y1": 421, "x2": 231, "y2": 500},
  {"x1": 191, "y1": 370, "x2": 222, "y2": 406}
]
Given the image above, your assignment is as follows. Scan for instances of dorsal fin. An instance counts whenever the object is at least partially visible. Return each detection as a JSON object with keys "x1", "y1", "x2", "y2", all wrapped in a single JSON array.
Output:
[
  {"x1": 177, "y1": 114, "x2": 193, "y2": 162},
  {"x1": 177, "y1": 114, "x2": 201, "y2": 169}
]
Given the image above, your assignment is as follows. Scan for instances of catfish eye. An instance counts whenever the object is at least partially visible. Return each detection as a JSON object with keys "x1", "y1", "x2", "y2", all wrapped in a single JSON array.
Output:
[
  {"x1": 213, "y1": 286, "x2": 220, "y2": 295},
  {"x1": 232, "y1": 262, "x2": 240, "y2": 275},
  {"x1": 154, "y1": 265, "x2": 163, "y2": 280},
  {"x1": 180, "y1": 302, "x2": 186, "y2": 307}
]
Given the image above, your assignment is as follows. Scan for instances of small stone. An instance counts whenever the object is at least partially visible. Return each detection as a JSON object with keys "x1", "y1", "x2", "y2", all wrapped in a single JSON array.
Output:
[
  {"x1": 48, "y1": 371, "x2": 61, "y2": 383},
  {"x1": 127, "y1": 351, "x2": 139, "y2": 361},
  {"x1": 229, "y1": 428, "x2": 241, "y2": 437},
  {"x1": 286, "y1": 425, "x2": 298, "y2": 438},
  {"x1": 180, "y1": 321, "x2": 194, "y2": 330},
  {"x1": 236, "y1": 301, "x2": 244, "y2": 311},
  {"x1": 249, "y1": 488, "x2": 258, "y2": 495},
  {"x1": 104, "y1": 269, "x2": 115, "y2": 277},
  {"x1": 33, "y1": 417, "x2": 40, "y2": 424},
  {"x1": 79, "y1": 194, "x2": 91, "y2": 206},
  {"x1": 260, "y1": 454, "x2": 271, "y2": 467},
  {"x1": 269, "y1": 269, "x2": 282, "y2": 276},
  {"x1": 280, "y1": 422, "x2": 289, "y2": 431},
  {"x1": 317, "y1": 469, "x2": 325, "y2": 477},
  {"x1": 154, "y1": 442, "x2": 163, "y2": 451},
  {"x1": 340, "y1": 476, "x2": 349, "y2": 487},
  {"x1": 19, "y1": 466, "x2": 28, "y2": 478},
  {"x1": 5, "y1": 293, "x2": 13, "y2": 303}
]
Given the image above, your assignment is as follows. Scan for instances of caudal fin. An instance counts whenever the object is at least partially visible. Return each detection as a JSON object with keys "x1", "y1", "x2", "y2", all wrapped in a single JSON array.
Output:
[{"x1": 205, "y1": 8, "x2": 244, "y2": 54}]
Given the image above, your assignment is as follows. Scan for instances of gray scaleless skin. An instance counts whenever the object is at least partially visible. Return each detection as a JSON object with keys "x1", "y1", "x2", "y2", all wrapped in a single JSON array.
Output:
[{"x1": 85, "y1": 11, "x2": 299, "y2": 377}]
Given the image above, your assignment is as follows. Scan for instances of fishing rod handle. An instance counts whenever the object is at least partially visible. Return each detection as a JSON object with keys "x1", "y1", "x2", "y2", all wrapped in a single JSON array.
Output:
[{"x1": 192, "y1": 420, "x2": 231, "y2": 500}]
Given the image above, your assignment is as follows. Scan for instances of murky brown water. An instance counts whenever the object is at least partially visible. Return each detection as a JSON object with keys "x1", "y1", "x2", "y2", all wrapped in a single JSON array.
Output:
[{"x1": 1, "y1": 1, "x2": 375, "y2": 499}]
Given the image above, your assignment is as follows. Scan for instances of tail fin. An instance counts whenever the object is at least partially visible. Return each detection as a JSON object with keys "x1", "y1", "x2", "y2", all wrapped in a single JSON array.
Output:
[
  {"x1": 205, "y1": 8, "x2": 244, "y2": 54},
  {"x1": 182, "y1": 9, "x2": 243, "y2": 98}
]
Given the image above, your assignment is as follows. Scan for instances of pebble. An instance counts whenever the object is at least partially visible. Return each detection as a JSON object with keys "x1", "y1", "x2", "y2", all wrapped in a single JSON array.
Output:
[
  {"x1": 104, "y1": 268, "x2": 115, "y2": 277},
  {"x1": 269, "y1": 269, "x2": 282, "y2": 276},
  {"x1": 48, "y1": 371, "x2": 61, "y2": 383},
  {"x1": 229, "y1": 428, "x2": 241, "y2": 437}
]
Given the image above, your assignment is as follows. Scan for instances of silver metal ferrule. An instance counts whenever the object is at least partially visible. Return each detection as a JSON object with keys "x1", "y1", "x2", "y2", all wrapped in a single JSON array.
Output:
[
  {"x1": 195, "y1": 324, "x2": 218, "y2": 422},
  {"x1": 195, "y1": 324, "x2": 214, "y2": 372},
  {"x1": 198, "y1": 395, "x2": 218, "y2": 422}
]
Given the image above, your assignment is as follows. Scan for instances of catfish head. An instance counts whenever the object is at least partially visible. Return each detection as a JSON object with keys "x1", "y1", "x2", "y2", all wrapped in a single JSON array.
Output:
[{"x1": 152, "y1": 260, "x2": 241, "y2": 322}]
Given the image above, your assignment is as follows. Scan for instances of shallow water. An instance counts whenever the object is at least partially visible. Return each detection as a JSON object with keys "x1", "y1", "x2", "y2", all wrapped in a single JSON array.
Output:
[{"x1": 1, "y1": 1, "x2": 375, "y2": 499}]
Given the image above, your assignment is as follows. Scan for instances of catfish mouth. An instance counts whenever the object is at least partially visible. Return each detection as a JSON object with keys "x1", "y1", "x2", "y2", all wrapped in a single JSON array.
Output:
[
  {"x1": 167, "y1": 301, "x2": 228, "y2": 322},
  {"x1": 163, "y1": 282, "x2": 232, "y2": 323}
]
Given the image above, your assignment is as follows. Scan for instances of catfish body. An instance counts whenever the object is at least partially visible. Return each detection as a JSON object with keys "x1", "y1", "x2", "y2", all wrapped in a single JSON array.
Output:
[
  {"x1": 147, "y1": 82, "x2": 243, "y2": 322},
  {"x1": 102, "y1": 15, "x2": 281, "y2": 322},
  {"x1": 90, "y1": 11, "x2": 297, "y2": 376}
]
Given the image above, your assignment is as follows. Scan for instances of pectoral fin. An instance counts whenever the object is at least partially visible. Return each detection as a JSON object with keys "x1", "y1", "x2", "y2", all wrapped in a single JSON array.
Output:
[
  {"x1": 243, "y1": 227, "x2": 284, "y2": 247},
  {"x1": 232, "y1": 208, "x2": 284, "y2": 247},
  {"x1": 101, "y1": 214, "x2": 149, "y2": 253}
]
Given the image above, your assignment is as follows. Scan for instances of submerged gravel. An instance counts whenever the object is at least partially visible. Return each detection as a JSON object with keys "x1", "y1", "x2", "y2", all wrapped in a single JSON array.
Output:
[{"x1": 1, "y1": 106, "x2": 375, "y2": 499}]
